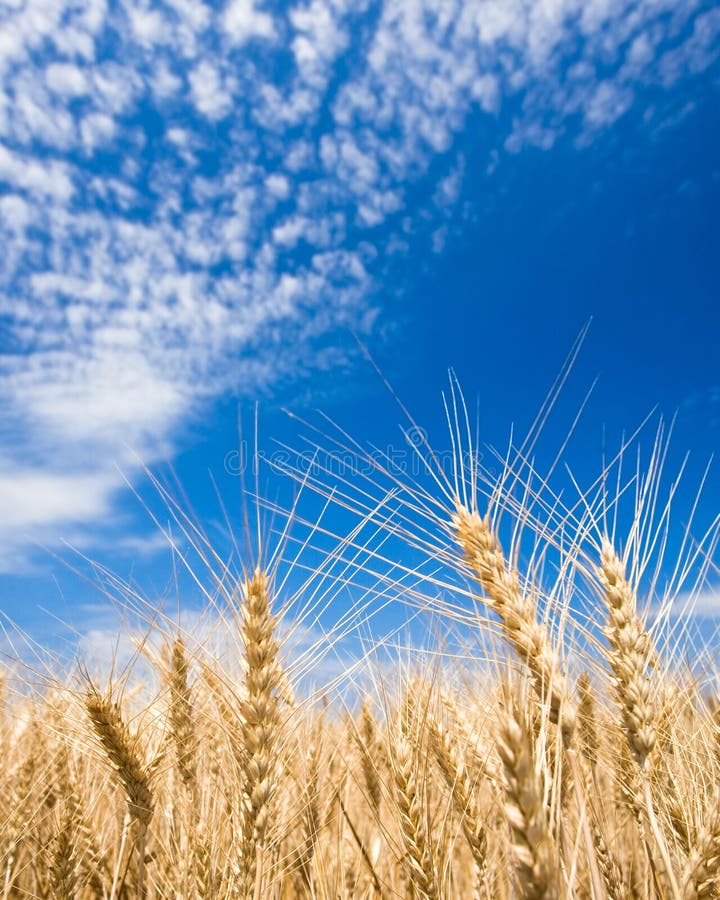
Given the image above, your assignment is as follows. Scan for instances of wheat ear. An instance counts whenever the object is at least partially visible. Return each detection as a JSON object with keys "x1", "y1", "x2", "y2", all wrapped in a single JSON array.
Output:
[
  {"x1": 49, "y1": 811, "x2": 78, "y2": 900},
  {"x1": 453, "y1": 506, "x2": 575, "y2": 741},
  {"x1": 454, "y1": 505, "x2": 607, "y2": 897},
  {"x1": 85, "y1": 687, "x2": 154, "y2": 900},
  {"x1": 598, "y1": 539, "x2": 682, "y2": 900},
  {"x1": 496, "y1": 690, "x2": 560, "y2": 900},
  {"x1": 237, "y1": 568, "x2": 283, "y2": 900},
  {"x1": 428, "y1": 711, "x2": 490, "y2": 896},
  {"x1": 590, "y1": 819, "x2": 629, "y2": 900},
  {"x1": 682, "y1": 799, "x2": 720, "y2": 899},
  {"x1": 597, "y1": 541, "x2": 658, "y2": 770},
  {"x1": 577, "y1": 673, "x2": 599, "y2": 768},
  {"x1": 392, "y1": 717, "x2": 441, "y2": 900},
  {"x1": 166, "y1": 638, "x2": 197, "y2": 795},
  {"x1": 357, "y1": 701, "x2": 383, "y2": 815},
  {"x1": 192, "y1": 818, "x2": 220, "y2": 899}
]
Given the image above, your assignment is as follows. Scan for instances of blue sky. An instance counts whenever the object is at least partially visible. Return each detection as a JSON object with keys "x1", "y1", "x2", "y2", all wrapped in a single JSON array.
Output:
[{"x1": 0, "y1": 0, "x2": 719, "y2": 645}]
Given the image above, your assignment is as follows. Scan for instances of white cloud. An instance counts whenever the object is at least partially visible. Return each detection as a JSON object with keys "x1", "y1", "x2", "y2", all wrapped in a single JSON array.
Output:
[
  {"x1": 91, "y1": 63, "x2": 143, "y2": 115},
  {"x1": 0, "y1": 144, "x2": 74, "y2": 202},
  {"x1": 45, "y1": 63, "x2": 89, "y2": 97},
  {"x1": 189, "y1": 61, "x2": 233, "y2": 120},
  {"x1": 0, "y1": 195, "x2": 31, "y2": 231},
  {"x1": 12, "y1": 353, "x2": 187, "y2": 445},
  {"x1": 152, "y1": 61, "x2": 183, "y2": 100},
  {"x1": 434, "y1": 158, "x2": 465, "y2": 209},
  {"x1": 0, "y1": 0, "x2": 717, "y2": 577},
  {"x1": 0, "y1": 467, "x2": 115, "y2": 531},
  {"x1": 584, "y1": 80, "x2": 634, "y2": 129},
  {"x1": 223, "y1": 0, "x2": 276, "y2": 44},
  {"x1": 663, "y1": 586, "x2": 720, "y2": 620},
  {"x1": 266, "y1": 172, "x2": 291, "y2": 199},
  {"x1": 690, "y1": 588, "x2": 720, "y2": 618},
  {"x1": 11, "y1": 80, "x2": 76, "y2": 148},
  {"x1": 80, "y1": 112, "x2": 116, "y2": 153},
  {"x1": 471, "y1": 73, "x2": 500, "y2": 113},
  {"x1": 127, "y1": 5, "x2": 168, "y2": 45},
  {"x1": 164, "y1": 0, "x2": 211, "y2": 34},
  {"x1": 290, "y1": 0, "x2": 348, "y2": 86},
  {"x1": 659, "y1": 8, "x2": 720, "y2": 86},
  {"x1": 272, "y1": 216, "x2": 307, "y2": 248},
  {"x1": 52, "y1": 25, "x2": 97, "y2": 60}
]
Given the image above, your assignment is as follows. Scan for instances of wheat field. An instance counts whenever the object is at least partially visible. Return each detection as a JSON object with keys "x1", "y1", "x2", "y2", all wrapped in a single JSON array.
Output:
[{"x1": 1, "y1": 396, "x2": 719, "y2": 900}]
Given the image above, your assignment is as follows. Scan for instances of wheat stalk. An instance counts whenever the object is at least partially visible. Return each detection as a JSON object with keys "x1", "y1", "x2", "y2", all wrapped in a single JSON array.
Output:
[{"x1": 294, "y1": 720, "x2": 323, "y2": 891}]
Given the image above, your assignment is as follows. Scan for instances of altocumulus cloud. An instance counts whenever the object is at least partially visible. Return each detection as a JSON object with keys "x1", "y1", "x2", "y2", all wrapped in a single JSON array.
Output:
[{"x1": 0, "y1": 0, "x2": 718, "y2": 570}]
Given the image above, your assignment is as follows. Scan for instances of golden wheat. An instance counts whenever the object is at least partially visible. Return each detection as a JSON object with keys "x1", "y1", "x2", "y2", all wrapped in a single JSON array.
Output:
[{"x1": 0, "y1": 406, "x2": 718, "y2": 900}]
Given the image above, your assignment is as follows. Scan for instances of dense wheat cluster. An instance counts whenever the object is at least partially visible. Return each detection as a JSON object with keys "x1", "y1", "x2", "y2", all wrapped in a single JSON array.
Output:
[{"x1": 1, "y1": 400, "x2": 719, "y2": 899}]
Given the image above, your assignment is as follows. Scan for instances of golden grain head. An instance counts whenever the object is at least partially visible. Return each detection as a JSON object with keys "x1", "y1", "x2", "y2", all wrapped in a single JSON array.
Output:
[{"x1": 1, "y1": 418, "x2": 717, "y2": 900}]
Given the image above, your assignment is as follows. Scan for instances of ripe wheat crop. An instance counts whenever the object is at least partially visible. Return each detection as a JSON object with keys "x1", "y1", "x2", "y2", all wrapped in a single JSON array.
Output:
[{"x1": 1, "y1": 387, "x2": 719, "y2": 899}]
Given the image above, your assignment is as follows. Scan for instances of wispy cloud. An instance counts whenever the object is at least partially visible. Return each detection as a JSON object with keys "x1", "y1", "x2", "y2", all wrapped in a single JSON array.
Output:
[
  {"x1": 0, "y1": 0, "x2": 718, "y2": 570},
  {"x1": 684, "y1": 587, "x2": 720, "y2": 618}
]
